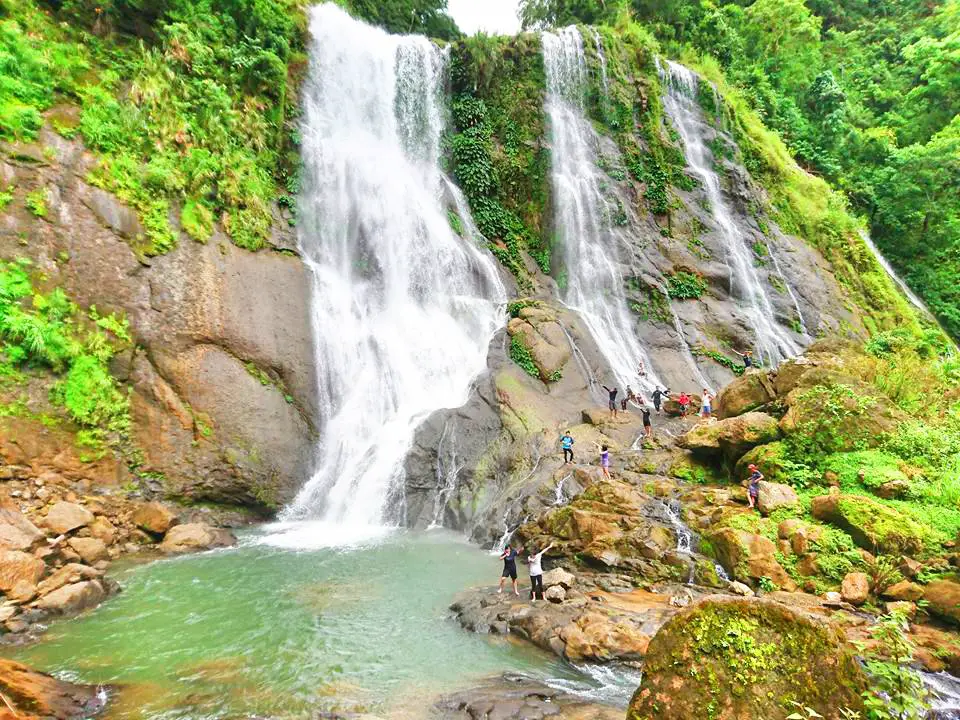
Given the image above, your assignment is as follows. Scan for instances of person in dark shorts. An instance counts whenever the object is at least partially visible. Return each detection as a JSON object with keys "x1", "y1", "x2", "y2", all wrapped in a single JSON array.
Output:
[
  {"x1": 641, "y1": 406, "x2": 652, "y2": 438},
  {"x1": 560, "y1": 431, "x2": 575, "y2": 464},
  {"x1": 498, "y1": 544, "x2": 523, "y2": 595},
  {"x1": 747, "y1": 464, "x2": 763, "y2": 511},
  {"x1": 734, "y1": 349, "x2": 754, "y2": 369},
  {"x1": 678, "y1": 391, "x2": 691, "y2": 417},
  {"x1": 602, "y1": 384, "x2": 619, "y2": 418},
  {"x1": 527, "y1": 542, "x2": 554, "y2": 602},
  {"x1": 651, "y1": 387, "x2": 669, "y2": 414}
]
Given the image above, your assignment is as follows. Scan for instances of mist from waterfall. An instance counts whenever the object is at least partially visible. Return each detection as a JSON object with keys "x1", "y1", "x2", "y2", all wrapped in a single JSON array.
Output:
[{"x1": 273, "y1": 4, "x2": 505, "y2": 546}]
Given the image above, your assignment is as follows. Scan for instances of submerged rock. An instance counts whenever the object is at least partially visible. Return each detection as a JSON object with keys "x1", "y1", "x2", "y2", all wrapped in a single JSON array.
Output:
[
  {"x1": 627, "y1": 596, "x2": 866, "y2": 719},
  {"x1": 0, "y1": 659, "x2": 106, "y2": 720}
]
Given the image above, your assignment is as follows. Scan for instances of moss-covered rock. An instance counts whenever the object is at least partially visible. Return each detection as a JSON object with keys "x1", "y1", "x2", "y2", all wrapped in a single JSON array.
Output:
[
  {"x1": 707, "y1": 527, "x2": 795, "y2": 590},
  {"x1": 811, "y1": 493, "x2": 937, "y2": 556},
  {"x1": 715, "y1": 370, "x2": 777, "y2": 419},
  {"x1": 734, "y1": 441, "x2": 789, "y2": 485},
  {"x1": 627, "y1": 597, "x2": 866, "y2": 720},
  {"x1": 679, "y1": 412, "x2": 781, "y2": 461}
]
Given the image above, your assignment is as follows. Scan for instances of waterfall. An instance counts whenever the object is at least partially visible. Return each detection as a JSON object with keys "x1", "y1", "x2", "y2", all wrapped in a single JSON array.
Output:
[
  {"x1": 658, "y1": 59, "x2": 800, "y2": 366},
  {"x1": 277, "y1": 4, "x2": 505, "y2": 543},
  {"x1": 542, "y1": 27, "x2": 661, "y2": 392},
  {"x1": 859, "y1": 229, "x2": 931, "y2": 315}
]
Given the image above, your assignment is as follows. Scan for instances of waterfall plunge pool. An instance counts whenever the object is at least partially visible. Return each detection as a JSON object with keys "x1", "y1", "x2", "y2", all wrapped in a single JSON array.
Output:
[{"x1": 7, "y1": 528, "x2": 639, "y2": 719}]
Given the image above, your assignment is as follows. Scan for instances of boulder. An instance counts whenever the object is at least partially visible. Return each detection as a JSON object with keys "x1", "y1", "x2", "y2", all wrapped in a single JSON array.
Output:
[
  {"x1": 876, "y1": 479, "x2": 911, "y2": 499},
  {"x1": 715, "y1": 370, "x2": 776, "y2": 419},
  {"x1": 43, "y1": 502, "x2": 94, "y2": 535},
  {"x1": 778, "y1": 519, "x2": 805, "y2": 540},
  {"x1": 159, "y1": 523, "x2": 236, "y2": 554},
  {"x1": 882, "y1": 580, "x2": 924, "y2": 602},
  {"x1": 542, "y1": 568, "x2": 575, "y2": 589},
  {"x1": 708, "y1": 527, "x2": 795, "y2": 590},
  {"x1": 560, "y1": 611, "x2": 651, "y2": 662},
  {"x1": 36, "y1": 564, "x2": 102, "y2": 597},
  {"x1": 34, "y1": 580, "x2": 105, "y2": 615},
  {"x1": 679, "y1": 412, "x2": 781, "y2": 460},
  {"x1": 628, "y1": 597, "x2": 866, "y2": 720},
  {"x1": 132, "y1": 502, "x2": 178, "y2": 536},
  {"x1": 756, "y1": 481, "x2": 798, "y2": 516},
  {"x1": 729, "y1": 581, "x2": 755, "y2": 597},
  {"x1": 88, "y1": 517, "x2": 117, "y2": 546},
  {"x1": 545, "y1": 585, "x2": 566, "y2": 603},
  {"x1": 664, "y1": 396, "x2": 701, "y2": 417},
  {"x1": 811, "y1": 493, "x2": 933, "y2": 555},
  {"x1": 840, "y1": 572, "x2": 870, "y2": 606},
  {"x1": 0, "y1": 507, "x2": 45, "y2": 551},
  {"x1": 924, "y1": 580, "x2": 960, "y2": 626},
  {"x1": 67, "y1": 537, "x2": 108, "y2": 564},
  {"x1": 0, "y1": 550, "x2": 46, "y2": 594},
  {"x1": 735, "y1": 441, "x2": 789, "y2": 485},
  {"x1": 885, "y1": 601, "x2": 917, "y2": 620},
  {"x1": 0, "y1": 659, "x2": 105, "y2": 720}
]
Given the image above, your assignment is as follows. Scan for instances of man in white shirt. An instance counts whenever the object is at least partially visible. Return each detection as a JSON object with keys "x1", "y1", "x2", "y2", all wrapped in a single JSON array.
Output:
[{"x1": 527, "y1": 542, "x2": 555, "y2": 602}]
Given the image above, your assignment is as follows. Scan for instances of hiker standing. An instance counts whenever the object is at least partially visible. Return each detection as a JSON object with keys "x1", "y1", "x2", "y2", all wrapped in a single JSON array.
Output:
[
  {"x1": 733, "y1": 349, "x2": 754, "y2": 369},
  {"x1": 560, "y1": 431, "x2": 575, "y2": 464},
  {"x1": 602, "y1": 384, "x2": 619, "y2": 418},
  {"x1": 622, "y1": 385, "x2": 638, "y2": 411},
  {"x1": 678, "y1": 391, "x2": 691, "y2": 417},
  {"x1": 641, "y1": 405, "x2": 653, "y2": 438},
  {"x1": 527, "y1": 542, "x2": 554, "y2": 602},
  {"x1": 701, "y1": 389, "x2": 714, "y2": 419},
  {"x1": 498, "y1": 544, "x2": 523, "y2": 596},
  {"x1": 746, "y1": 464, "x2": 764, "y2": 511},
  {"x1": 651, "y1": 387, "x2": 669, "y2": 415},
  {"x1": 595, "y1": 442, "x2": 611, "y2": 478}
]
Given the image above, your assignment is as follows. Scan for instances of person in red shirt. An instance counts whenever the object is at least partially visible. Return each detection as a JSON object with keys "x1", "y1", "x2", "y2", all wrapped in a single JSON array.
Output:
[{"x1": 678, "y1": 392, "x2": 690, "y2": 417}]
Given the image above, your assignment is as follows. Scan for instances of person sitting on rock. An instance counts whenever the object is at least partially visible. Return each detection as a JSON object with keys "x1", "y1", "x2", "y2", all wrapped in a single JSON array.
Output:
[
  {"x1": 700, "y1": 389, "x2": 714, "y2": 419},
  {"x1": 641, "y1": 405, "x2": 653, "y2": 438},
  {"x1": 678, "y1": 391, "x2": 691, "y2": 417},
  {"x1": 560, "y1": 431, "x2": 575, "y2": 464},
  {"x1": 527, "y1": 542, "x2": 554, "y2": 602},
  {"x1": 747, "y1": 464, "x2": 764, "y2": 511},
  {"x1": 498, "y1": 544, "x2": 523, "y2": 596},
  {"x1": 602, "y1": 384, "x2": 619, "y2": 418},
  {"x1": 733, "y1": 348, "x2": 754, "y2": 369},
  {"x1": 651, "y1": 387, "x2": 669, "y2": 415}
]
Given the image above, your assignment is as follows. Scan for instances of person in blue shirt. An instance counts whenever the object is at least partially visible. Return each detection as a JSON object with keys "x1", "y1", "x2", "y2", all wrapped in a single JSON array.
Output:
[
  {"x1": 560, "y1": 431, "x2": 574, "y2": 464},
  {"x1": 498, "y1": 544, "x2": 523, "y2": 596}
]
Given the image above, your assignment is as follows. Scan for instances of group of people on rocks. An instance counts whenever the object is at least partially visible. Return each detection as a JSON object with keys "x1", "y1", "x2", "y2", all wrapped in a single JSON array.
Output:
[{"x1": 498, "y1": 542, "x2": 554, "y2": 601}]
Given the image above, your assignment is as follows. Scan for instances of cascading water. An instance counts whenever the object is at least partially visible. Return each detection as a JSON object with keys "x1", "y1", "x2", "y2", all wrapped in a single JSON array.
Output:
[
  {"x1": 542, "y1": 27, "x2": 661, "y2": 392},
  {"x1": 658, "y1": 59, "x2": 801, "y2": 366},
  {"x1": 859, "y1": 229, "x2": 931, "y2": 315},
  {"x1": 276, "y1": 4, "x2": 505, "y2": 544}
]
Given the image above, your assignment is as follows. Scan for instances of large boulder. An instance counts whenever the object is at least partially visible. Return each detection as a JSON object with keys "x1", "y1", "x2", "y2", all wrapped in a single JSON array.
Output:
[
  {"x1": 678, "y1": 412, "x2": 781, "y2": 460},
  {"x1": 0, "y1": 550, "x2": 46, "y2": 594},
  {"x1": 627, "y1": 597, "x2": 866, "y2": 719},
  {"x1": 811, "y1": 493, "x2": 934, "y2": 555},
  {"x1": 34, "y1": 580, "x2": 105, "y2": 615},
  {"x1": 734, "y1": 441, "x2": 789, "y2": 485},
  {"x1": 0, "y1": 507, "x2": 45, "y2": 551},
  {"x1": 924, "y1": 580, "x2": 960, "y2": 625},
  {"x1": 159, "y1": 523, "x2": 237, "y2": 554},
  {"x1": 882, "y1": 581, "x2": 924, "y2": 602},
  {"x1": 840, "y1": 572, "x2": 870, "y2": 606},
  {"x1": 707, "y1": 528, "x2": 795, "y2": 590},
  {"x1": 715, "y1": 370, "x2": 776, "y2": 419},
  {"x1": 67, "y1": 537, "x2": 108, "y2": 564},
  {"x1": 542, "y1": 568, "x2": 576, "y2": 589},
  {"x1": 506, "y1": 310, "x2": 571, "y2": 381},
  {"x1": 43, "y1": 502, "x2": 94, "y2": 535},
  {"x1": 0, "y1": 659, "x2": 106, "y2": 720},
  {"x1": 756, "y1": 481, "x2": 799, "y2": 516},
  {"x1": 36, "y1": 564, "x2": 103, "y2": 598},
  {"x1": 132, "y1": 502, "x2": 177, "y2": 536}
]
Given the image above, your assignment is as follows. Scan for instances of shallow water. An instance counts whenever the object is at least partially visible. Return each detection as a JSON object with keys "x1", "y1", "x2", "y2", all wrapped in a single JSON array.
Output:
[{"x1": 9, "y1": 528, "x2": 636, "y2": 719}]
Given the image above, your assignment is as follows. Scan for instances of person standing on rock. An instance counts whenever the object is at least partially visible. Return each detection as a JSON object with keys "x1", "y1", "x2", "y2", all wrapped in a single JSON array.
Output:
[
  {"x1": 701, "y1": 389, "x2": 714, "y2": 419},
  {"x1": 651, "y1": 387, "x2": 669, "y2": 415},
  {"x1": 560, "y1": 431, "x2": 575, "y2": 464},
  {"x1": 678, "y1": 391, "x2": 691, "y2": 417},
  {"x1": 733, "y1": 349, "x2": 754, "y2": 369},
  {"x1": 594, "y1": 442, "x2": 611, "y2": 478},
  {"x1": 602, "y1": 384, "x2": 619, "y2": 418},
  {"x1": 498, "y1": 544, "x2": 523, "y2": 596},
  {"x1": 746, "y1": 464, "x2": 764, "y2": 511},
  {"x1": 641, "y1": 406, "x2": 653, "y2": 438},
  {"x1": 527, "y1": 542, "x2": 554, "y2": 602},
  {"x1": 622, "y1": 386, "x2": 638, "y2": 411}
]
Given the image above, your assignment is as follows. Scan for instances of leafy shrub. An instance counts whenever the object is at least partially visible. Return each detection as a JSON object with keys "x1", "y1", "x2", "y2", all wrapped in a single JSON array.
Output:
[
  {"x1": 509, "y1": 334, "x2": 540, "y2": 379},
  {"x1": 667, "y1": 270, "x2": 708, "y2": 299}
]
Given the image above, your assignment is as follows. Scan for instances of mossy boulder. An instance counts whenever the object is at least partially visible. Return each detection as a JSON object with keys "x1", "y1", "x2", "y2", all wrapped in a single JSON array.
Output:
[
  {"x1": 627, "y1": 597, "x2": 867, "y2": 720},
  {"x1": 715, "y1": 370, "x2": 776, "y2": 419},
  {"x1": 811, "y1": 493, "x2": 937, "y2": 556},
  {"x1": 734, "y1": 441, "x2": 789, "y2": 485},
  {"x1": 679, "y1": 412, "x2": 781, "y2": 461},
  {"x1": 707, "y1": 527, "x2": 796, "y2": 590},
  {"x1": 923, "y1": 579, "x2": 960, "y2": 626}
]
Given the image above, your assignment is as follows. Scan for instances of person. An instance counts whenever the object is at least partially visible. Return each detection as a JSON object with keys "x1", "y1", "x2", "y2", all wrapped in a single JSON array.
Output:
[
  {"x1": 622, "y1": 385, "x2": 638, "y2": 411},
  {"x1": 602, "y1": 384, "x2": 619, "y2": 418},
  {"x1": 746, "y1": 464, "x2": 763, "y2": 511},
  {"x1": 595, "y1": 442, "x2": 611, "y2": 478},
  {"x1": 641, "y1": 405, "x2": 652, "y2": 438},
  {"x1": 527, "y1": 542, "x2": 554, "y2": 601},
  {"x1": 733, "y1": 349, "x2": 754, "y2": 369},
  {"x1": 701, "y1": 389, "x2": 714, "y2": 419},
  {"x1": 678, "y1": 391, "x2": 691, "y2": 417},
  {"x1": 651, "y1": 387, "x2": 669, "y2": 415},
  {"x1": 637, "y1": 360, "x2": 647, "y2": 378},
  {"x1": 498, "y1": 544, "x2": 523, "y2": 595},
  {"x1": 560, "y1": 431, "x2": 574, "y2": 464}
]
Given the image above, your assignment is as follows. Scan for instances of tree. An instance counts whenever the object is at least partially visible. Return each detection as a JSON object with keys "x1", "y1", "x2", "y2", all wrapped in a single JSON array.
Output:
[{"x1": 743, "y1": 0, "x2": 822, "y2": 92}]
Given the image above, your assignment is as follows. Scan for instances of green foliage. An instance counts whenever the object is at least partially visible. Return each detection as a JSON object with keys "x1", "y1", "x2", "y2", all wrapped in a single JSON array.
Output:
[
  {"x1": 24, "y1": 188, "x2": 47, "y2": 218},
  {"x1": 783, "y1": 384, "x2": 876, "y2": 463},
  {"x1": 345, "y1": 0, "x2": 459, "y2": 38},
  {"x1": 666, "y1": 270, "x2": 707, "y2": 299},
  {"x1": 858, "y1": 612, "x2": 931, "y2": 720},
  {"x1": 692, "y1": 345, "x2": 745, "y2": 375},
  {"x1": 509, "y1": 334, "x2": 540, "y2": 379},
  {"x1": 0, "y1": 259, "x2": 130, "y2": 439}
]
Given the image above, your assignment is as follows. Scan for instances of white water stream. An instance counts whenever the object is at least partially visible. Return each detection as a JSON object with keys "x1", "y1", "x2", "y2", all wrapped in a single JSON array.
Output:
[
  {"x1": 274, "y1": 5, "x2": 505, "y2": 545},
  {"x1": 859, "y1": 228, "x2": 931, "y2": 315},
  {"x1": 542, "y1": 27, "x2": 661, "y2": 393},
  {"x1": 658, "y1": 59, "x2": 800, "y2": 366}
]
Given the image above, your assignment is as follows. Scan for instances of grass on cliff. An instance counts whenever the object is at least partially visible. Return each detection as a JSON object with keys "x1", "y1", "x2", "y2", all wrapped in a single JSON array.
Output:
[{"x1": 0, "y1": 259, "x2": 130, "y2": 445}]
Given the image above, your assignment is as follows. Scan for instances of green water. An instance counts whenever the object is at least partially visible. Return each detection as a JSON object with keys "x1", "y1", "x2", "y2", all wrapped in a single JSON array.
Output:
[{"x1": 10, "y1": 527, "x2": 625, "y2": 719}]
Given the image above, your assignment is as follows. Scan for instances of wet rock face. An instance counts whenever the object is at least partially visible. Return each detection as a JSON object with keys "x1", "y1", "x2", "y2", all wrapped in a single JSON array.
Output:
[
  {"x1": 3, "y1": 134, "x2": 318, "y2": 512},
  {"x1": 0, "y1": 659, "x2": 106, "y2": 720},
  {"x1": 627, "y1": 597, "x2": 866, "y2": 720}
]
